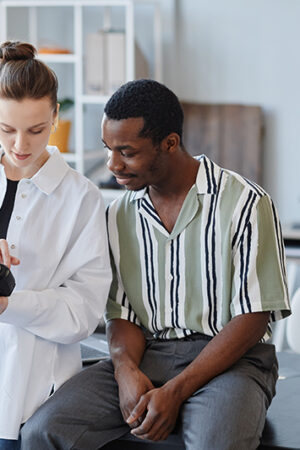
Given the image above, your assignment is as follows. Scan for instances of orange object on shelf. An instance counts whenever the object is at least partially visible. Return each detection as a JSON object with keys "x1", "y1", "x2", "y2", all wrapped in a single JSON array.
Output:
[
  {"x1": 48, "y1": 119, "x2": 71, "y2": 153},
  {"x1": 39, "y1": 47, "x2": 72, "y2": 54}
]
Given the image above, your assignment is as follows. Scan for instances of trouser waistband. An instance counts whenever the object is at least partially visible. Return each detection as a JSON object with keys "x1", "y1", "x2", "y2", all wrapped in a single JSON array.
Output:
[{"x1": 148, "y1": 332, "x2": 213, "y2": 342}]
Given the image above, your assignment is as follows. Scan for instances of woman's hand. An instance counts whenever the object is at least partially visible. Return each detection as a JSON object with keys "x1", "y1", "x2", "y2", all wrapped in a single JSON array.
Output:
[
  {"x1": 0, "y1": 296, "x2": 8, "y2": 314},
  {"x1": 0, "y1": 240, "x2": 18, "y2": 315},
  {"x1": 0, "y1": 239, "x2": 20, "y2": 268}
]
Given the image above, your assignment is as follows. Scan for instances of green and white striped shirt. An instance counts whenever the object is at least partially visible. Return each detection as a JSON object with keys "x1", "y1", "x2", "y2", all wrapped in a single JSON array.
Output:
[{"x1": 105, "y1": 155, "x2": 290, "y2": 339}]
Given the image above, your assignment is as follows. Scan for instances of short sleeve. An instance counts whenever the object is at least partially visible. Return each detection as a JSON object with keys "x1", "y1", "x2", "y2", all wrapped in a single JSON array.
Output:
[{"x1": 231, "y1": 194, "x2": 290, "y2": 322}]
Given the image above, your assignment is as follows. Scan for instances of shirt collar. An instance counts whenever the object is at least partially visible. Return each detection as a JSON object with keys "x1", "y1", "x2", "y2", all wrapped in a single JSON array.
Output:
[
  {"x1": 194, "y1": 154, "x2": 222, "y2": 194},
  {"x1": 130, "y1": 187, "x2": 147, "y2": 202},
  {"x1": 0, "y1": 146, "x2": 70, "y2": 195},
  {"x1": 129, "y1": 154, "x2": 222, "y2": 202},
  {"x1": 31, "y1": 146, "x2": 70, "y2": 195}
]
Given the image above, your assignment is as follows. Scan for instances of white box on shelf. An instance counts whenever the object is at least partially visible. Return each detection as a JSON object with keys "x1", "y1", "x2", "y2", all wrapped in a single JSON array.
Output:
[
  {"x1": 85, "y1": 32, "x2": 105, "y2": 95},
  {"x1": 106, "y1": 31, "x2": 126, "y2": 95},
  {"x1": 135, "y1": 40, "x2": 149, "y2": 80}
]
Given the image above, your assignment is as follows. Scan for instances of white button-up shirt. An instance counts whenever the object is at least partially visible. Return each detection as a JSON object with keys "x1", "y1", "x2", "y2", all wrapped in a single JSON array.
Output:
[{"x1": 0, "y1": 147, "x2": 112, "y2": 439}]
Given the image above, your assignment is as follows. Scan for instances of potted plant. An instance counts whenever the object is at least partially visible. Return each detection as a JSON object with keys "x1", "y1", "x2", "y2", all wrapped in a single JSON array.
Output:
[{"x1": 48, "y1": 97, "x2": 74, "y2": 153}]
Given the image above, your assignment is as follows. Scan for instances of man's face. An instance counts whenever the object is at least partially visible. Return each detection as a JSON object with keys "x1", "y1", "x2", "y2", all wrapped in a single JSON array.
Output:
[{"x1": 102, "y1": 115, "x2": 166, "y2": 191}]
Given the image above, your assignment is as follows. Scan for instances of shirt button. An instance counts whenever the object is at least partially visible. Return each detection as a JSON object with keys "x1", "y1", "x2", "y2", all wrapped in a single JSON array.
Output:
[
  {"x1": 21, "y1": 193, "x2": 27, "y2": 199},
  {"x1": 10, "y1": 244, "x2": 16, "y2": 249},
  {"x1": 16, "y1": 216, "x2": 21, "y2": 220}
]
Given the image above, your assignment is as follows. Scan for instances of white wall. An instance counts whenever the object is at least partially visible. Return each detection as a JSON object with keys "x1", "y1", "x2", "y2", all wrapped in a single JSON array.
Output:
[
  {"x1": 3, "y1": 1, "x2": 299, "y2": 224},
  {"x1": 161, "y1": 0, "x2": 300, "y2": 225}
]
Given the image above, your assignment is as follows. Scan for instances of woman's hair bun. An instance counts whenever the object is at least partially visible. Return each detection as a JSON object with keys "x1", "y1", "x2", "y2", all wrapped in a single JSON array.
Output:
[
  {"x1": 0, "y1": 39, "x2": 57, "y2": 109},
  {"x1": 0, "y1": 41, "x2": 36, "y2": 63}
]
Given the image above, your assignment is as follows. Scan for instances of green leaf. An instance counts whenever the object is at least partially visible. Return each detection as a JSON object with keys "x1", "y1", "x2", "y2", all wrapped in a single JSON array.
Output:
[{"x1": 59, "y1": 97, "x2": 74, "y2": 114}]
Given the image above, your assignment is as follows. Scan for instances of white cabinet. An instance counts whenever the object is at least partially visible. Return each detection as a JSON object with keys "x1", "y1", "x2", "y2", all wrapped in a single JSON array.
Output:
[{"x1": 0, "y1": 0, "x2": 162, "y2": 177}]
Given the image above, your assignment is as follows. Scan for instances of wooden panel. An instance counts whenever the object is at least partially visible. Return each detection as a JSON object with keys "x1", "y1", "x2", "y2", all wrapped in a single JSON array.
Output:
[{"x1": 181, "y1": 102, "x2": 263, "y2": 184}]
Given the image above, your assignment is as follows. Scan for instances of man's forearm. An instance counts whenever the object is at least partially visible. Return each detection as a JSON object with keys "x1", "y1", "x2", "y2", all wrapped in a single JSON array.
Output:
[
  {"x1": 106, "y1": 318, "x2": 146, "y2": 375},
  {"x1": 106, "y1": 318, "x2": 154, "y2": 425},
  {"x1": 162, "y1": 311, "x2": 270, "y2": 403}
]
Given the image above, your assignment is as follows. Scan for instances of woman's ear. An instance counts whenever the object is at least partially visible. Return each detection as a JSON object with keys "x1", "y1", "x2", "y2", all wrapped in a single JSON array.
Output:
[
  {"x1": 52, "y1": 103, "x2": 60, "y2": 131},
  {"x1": 55, "y1": 102, "x2": 60, "y2": 121}
]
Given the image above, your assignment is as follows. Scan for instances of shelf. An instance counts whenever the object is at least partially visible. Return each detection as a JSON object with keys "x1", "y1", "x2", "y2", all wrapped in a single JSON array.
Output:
[
  {"x1": 80, "y1": 95, "x2": 110, "y2": 105},
  {"x1": 283, "y1": 225, "x2": 300, "y2": 241},
  {"x1": 83, "y1": 150, "x2": 106, "y2": 161},
  {"x1": 1, "y1": 0, "x2": 137, "y2": 7},
  {"x1": 61, "y1": 150, "x2": 105, "y2": 163},
  {"x1": 0, "y1": 0, "x2": 162, "y2": 176},
  {"x1": 38, "y1": 53, "x2": 78, "y2": 63}
]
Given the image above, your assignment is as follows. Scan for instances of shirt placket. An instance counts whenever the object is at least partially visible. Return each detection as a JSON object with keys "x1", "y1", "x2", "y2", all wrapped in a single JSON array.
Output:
[
  {"x1": 164, "y1": 239, "x2": 175, "y2": 329},
  {"x1": 7, "y1": 180, "x2": 31, "y2": 260}
]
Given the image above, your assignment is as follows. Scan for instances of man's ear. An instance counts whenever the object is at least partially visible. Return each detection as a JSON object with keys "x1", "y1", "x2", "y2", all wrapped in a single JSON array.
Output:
[{"x1": 162, "y1": 133, "x2": 181, "y2": 153}]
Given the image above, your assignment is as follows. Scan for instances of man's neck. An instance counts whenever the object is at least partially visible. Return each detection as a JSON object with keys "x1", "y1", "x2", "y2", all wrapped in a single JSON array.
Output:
[
  {"x1": 149, "y1": 153, "x2": 199, "y2": 199},
  {"x1": 148, "y1": 153, "x2": 200, "y2": 233}
]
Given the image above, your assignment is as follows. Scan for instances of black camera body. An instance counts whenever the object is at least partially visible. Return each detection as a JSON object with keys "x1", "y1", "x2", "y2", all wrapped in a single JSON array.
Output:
[{"x1": 0, "y1": 263, "x2": 16, "y2": 296}]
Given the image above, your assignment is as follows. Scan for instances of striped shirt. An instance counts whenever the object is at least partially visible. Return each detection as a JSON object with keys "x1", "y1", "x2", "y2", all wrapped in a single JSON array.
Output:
[{"x1": 105, "y1": 154, "x2": 290, "y2": 340}]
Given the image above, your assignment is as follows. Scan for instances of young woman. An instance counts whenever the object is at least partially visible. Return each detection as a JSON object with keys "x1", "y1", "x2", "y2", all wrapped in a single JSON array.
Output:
[{"x1": 0, "y1": 41, "x2": 112, "y2": 449}]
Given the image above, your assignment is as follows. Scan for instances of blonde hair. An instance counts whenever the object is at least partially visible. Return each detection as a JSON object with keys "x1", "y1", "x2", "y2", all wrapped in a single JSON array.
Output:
[{"x1": 0, "y1": 41, "x2": 58, "y2": 111}]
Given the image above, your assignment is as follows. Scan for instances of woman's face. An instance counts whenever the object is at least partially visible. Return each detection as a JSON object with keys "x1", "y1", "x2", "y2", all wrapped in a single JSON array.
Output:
[{"x1": 0, "y1": 96, "x2": 57, "y2": 179}]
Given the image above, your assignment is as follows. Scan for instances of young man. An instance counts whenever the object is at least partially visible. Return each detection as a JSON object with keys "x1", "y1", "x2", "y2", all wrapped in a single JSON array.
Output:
[{"x1": 22, "y1": 80, "x2": 290, "y2": 450}]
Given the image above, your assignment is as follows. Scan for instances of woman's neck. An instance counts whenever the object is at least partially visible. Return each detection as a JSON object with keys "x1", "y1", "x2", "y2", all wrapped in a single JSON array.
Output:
[{"x1": 1, "y1": 150, "x2": 50, "y2": 180}]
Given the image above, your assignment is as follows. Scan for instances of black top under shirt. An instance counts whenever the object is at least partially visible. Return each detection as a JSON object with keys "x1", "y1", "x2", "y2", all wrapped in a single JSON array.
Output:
[{"x1": 0, "y1": 179, "x2": 19, "y2": 239}]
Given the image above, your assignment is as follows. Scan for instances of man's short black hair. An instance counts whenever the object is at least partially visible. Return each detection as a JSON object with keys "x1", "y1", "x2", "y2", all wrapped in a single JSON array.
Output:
[{"x1": 104, "y1": 79, "x2": 184, "y2": 145}]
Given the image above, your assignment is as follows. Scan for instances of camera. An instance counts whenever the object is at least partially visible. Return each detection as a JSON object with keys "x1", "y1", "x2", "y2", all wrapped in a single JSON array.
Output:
[{"x1": 0, "y1": 263, "x2": 16, "y2": 296}]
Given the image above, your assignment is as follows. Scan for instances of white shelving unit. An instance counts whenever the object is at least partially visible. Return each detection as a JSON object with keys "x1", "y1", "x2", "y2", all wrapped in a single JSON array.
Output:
[{"x1": 0, "y1": 0, "x2": 162, "y2": 176}]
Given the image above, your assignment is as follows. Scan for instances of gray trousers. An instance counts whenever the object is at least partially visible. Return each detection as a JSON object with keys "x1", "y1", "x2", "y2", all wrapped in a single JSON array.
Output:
[{"x1": 21, "y1": 337, "x2": 277, "y2": 450}]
